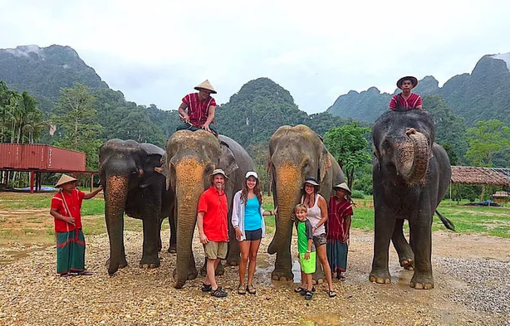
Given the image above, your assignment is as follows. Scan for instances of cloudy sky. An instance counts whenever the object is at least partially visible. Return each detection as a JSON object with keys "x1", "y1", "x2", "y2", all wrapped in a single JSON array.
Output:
[{"x1": 0, "y1": 0, "x2": 509, "y2": 113}]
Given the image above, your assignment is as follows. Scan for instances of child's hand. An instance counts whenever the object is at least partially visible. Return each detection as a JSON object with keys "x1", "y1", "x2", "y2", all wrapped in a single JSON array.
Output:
[{"x1": 305, "y1": 252, "x2": 310, "y2": 260}]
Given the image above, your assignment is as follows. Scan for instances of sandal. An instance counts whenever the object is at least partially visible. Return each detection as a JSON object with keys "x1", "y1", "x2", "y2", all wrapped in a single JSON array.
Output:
[
  {"x1": 211, "y1": 286, "x2": 228, "y2": 298},
  {"x1": 237, "y1": 284, "x2": 246, "y2": 295},
  {"x1": 294, "y1": 286, "x2": 305, "y2": 293},
  {"x1": 327, "y1": 290, "x2": 337, "y2": 298},
  {"x1": 304, "y1": 291, "x2": 313, "y2": 300},
  {"x1": 246, "y1": 284, "x2": 256, "y2": 295},
  {"x1": 78, "y1": 270, "x2": 93, "y2": 276},
  {"x1": 201, "y1": 283, "x2": 212, "y2": 292},
  {"x1": 300, "y1": 286, "x2": 315, "y2": 296}
]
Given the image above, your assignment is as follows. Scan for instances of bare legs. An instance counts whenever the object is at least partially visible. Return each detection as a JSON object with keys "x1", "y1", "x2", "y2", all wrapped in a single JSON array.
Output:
[
  {"x1": 204, "y1": 258, "x2": 220, "y2": 289},
  {"x1": 239, "y1": 239, "x2": 261, "y2": 286},
  {"x1": 316, "y1": 244, "x2": 335, "y2": 292}
]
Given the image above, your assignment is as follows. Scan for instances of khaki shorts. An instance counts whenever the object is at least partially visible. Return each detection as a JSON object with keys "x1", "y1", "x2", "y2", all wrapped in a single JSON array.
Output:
[{"x1": 203, "y1": 241, "x2": 227, "y2": 260}]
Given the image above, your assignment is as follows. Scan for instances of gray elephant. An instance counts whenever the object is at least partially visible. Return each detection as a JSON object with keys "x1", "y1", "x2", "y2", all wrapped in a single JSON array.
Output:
[
  {"x1": 267, "y1": 125, "x2": 344, "y2": 281},
  {"x1": 370, "y1": 110, "x2": 454, "y2": 289},
  {"x1": 164, "y1": 130, "x2": 255, "y2": 289},
  {"x1": 99, "y1": 139, "x2": 176, "y2": 275}
]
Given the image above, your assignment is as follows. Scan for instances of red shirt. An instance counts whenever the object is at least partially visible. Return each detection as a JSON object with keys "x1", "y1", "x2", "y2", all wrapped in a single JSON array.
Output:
[
  {"x1": 51, "y1": 189, "x2": 85, "y2": 232},
  {"x1": 182, "y1": 93, "x2": 217, "y2": 126},
  {"x1": 327, "y1": 197, "x2": 353, "y2": 243},
  {"x1": 197, "y1": 186, "x2": 228, "y2": 242},
  {"x1": 389, "y1": 93, "x2": 422, "y2": 110}
]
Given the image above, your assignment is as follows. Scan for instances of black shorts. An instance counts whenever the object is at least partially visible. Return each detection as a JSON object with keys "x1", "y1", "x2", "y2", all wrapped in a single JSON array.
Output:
[
  {"x1": 244, "y1": 228, "x2": 263, "y2": 241},
  {"x1": 313, "y1": 233, "x2": 327, "y2": 247}
]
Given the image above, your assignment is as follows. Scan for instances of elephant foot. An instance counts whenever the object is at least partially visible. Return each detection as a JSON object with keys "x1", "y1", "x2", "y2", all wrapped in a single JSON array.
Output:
[
  {"x1": 400, "y1": 259, "x2": 414, "y2": 271},
  {"x1": 172, "y1": 268, "x2": 198, "y2": 280},
  {"x1": 226, "y1": 258, "x2": 240, "y2": 266},
  {"x1": 139, "y1": 256, "x2": 160, "y2": 269},
  {"x1": 167, "y1": 246, "x2": 177, "y2": 254},
  {"x1": 105, "y1": 258, "x2": 128, "y2": 271},
  {"x1": 369, "y1": 269, "x2": 391, "y2": 284},
  {"x1": 410, "y1": 273, "x2": 434, "y2": 290},
  {"x1": 312, "y1": 270, "x2": 326, "y2": 285},
  {"x1": 271, "y1": 269, "x2": 294, "y2": 282}
]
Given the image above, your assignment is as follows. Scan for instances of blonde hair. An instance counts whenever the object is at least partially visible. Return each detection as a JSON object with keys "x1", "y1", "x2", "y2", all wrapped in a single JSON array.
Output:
[{"x1": 294, "y1": 203, "x2": 308, "y2": 214}]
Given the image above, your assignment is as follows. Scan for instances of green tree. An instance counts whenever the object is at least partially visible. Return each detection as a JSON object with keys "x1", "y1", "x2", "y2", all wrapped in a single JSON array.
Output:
[
  {"x1": 465, "y1": 119, "x2": 510, "y2": 167},
  {"x1": 324, "y1": 122, "x2": 371, "y2": 190},
  {"x1": 51, "y1": 83, "x2": 103, "y2": 170}
]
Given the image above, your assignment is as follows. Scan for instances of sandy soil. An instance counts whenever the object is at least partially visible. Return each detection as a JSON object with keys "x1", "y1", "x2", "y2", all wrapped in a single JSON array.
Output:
[{"x1": 1, "y1": 228, "x2": 509, "y2": 326}]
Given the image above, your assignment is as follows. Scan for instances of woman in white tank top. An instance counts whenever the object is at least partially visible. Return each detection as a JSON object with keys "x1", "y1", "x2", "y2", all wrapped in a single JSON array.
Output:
[{"x1": 301, "y1": 177, "x2": 337, "y2": 297}]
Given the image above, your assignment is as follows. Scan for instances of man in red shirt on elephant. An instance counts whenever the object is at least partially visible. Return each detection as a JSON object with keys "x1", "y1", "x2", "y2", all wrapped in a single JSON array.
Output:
[
  {"x1": 389, "y1": 76, "x2": 423, "y2": 111},
  {"x1": 177, "y1": 79, "x2": 218, "y2": 134}
]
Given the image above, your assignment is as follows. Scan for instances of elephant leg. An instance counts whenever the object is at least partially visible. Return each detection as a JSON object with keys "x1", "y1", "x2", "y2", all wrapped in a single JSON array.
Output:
[
  {"x1": 173, "y1": 250, "x2": 198, "y2": 280},
  {"x1": 139, "y1": 193, "x2": 161, "y2": 269},
  {"x1": 226, "y1": 230, "x2": 240, "y2": 266},
  {"x1": 408, "y1": 209, "x2": 434, "y2": 290},
  {"x1": 157, "y1": 218, "x2": 164, "y2": 253},
  {"x1": 369, "y1": 206, "x2": 395, "y2": 284},
  {"x1": 168, "y1": 212, "x2": 177, "y2": 254},
  {"x1": 271, "y1": 242, "x2": 294, "y2": 281},
  {"x1": 391, "y1": 219, "x2": 414, "y2": 271}
]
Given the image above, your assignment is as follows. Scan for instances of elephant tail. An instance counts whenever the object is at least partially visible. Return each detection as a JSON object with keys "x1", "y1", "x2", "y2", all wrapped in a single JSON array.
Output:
[{"x1": 435, "y1": 210, "x2": 455, "y2": 231}]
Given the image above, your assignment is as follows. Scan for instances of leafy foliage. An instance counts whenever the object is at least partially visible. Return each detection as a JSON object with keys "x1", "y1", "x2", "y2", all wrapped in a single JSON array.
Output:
[
  {"x1": 324, "y1": 122, "x2": 371, "y2": 189},
  {"x1": 465, "y1": 119, "x2": 510, "y2": 167}
]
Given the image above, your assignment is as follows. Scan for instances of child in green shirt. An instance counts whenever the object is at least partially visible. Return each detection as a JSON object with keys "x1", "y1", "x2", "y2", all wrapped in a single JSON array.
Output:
[{"x1": 294, "y1": 203, "x2": 316, "y2": 300}]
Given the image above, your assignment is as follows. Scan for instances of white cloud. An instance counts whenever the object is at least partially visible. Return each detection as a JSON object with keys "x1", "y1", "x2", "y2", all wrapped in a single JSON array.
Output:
[{"x1": 0, "y1": 0, "x2": 509, "y2": 113}]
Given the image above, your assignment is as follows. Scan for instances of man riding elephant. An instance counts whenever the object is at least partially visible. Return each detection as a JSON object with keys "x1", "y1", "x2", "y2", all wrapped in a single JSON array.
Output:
[{"x1": 176, "y1": 80, "x2": 218, "y2": 134}]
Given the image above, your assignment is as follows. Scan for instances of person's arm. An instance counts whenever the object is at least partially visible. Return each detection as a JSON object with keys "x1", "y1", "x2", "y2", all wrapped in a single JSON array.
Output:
[
  {"x1": 197, "y1": 211, "x2": 208, "y2": 244},
  {"x1": 202, "y1": 105, "x2": 216, "y2": 132},
  {"x1": 313, "y1": 196, "x2": 328, "y2": 234},
  {"x1": 305, "y1": 238, "x2": 312, "y2": 260},
  {"x1": 389, "y1": 95, "x2": 397, "y2": 110},
  {"x1": 50, "y1": 208, "x2": 75, "y2": 226},
  {"x1": 415, "y1": 95, "x2": 423, "y2": 110},
  {"x1": 344, "y1": 215, "x2": 352, "y2": 241},
  {"x1": 178, "y1": 102, "x2": 190, "y2": 123},
  {"x1": 231, "y1": 192, "x2": 243, "y2": 240},
  {"x1": 305, "y1": 220, "x2": 313, "y2": 260},
  {"x1": 83, "y1": 185, "x2": 103, "y2": 199}
]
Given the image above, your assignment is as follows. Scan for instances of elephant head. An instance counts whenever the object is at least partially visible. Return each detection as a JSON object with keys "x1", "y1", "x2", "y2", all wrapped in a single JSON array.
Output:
[
  {"x1": 99, "y1": 139, "x2": 165, "y2": 275},
  {"x1": 267, "y1": 125, "x2": 344, "y2": 280},
  {"x1": 165, "y1": 130, "x2": 239, "y2": 288},
  {"x1": 372, "y1": 110, "x2": 435, "y2": 184}
]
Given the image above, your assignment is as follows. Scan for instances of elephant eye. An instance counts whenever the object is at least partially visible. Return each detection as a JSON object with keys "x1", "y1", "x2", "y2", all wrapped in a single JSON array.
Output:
[{"x1": 204, "y1": 165, "x2": 213, "y2": 174}]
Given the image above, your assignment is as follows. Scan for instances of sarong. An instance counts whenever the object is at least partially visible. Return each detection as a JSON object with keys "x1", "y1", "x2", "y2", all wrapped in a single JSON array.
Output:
[
  {"x1": 56, "y1": 229, "x2": 86, "y2": 274},
  {"x1": 327, "y1": 240, "x2": 348, "y2": 273}
]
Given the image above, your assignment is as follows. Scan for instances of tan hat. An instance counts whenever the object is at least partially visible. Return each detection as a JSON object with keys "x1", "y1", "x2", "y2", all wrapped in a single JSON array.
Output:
[
  {"x1": 194, "y1": 79, "x2": 217, "y2": 94},
  {"x1": 397, "y1": 76, "x2": 418, "y2": 89},
  {"x1": 333, "y1": 182, "x2": 351, "y2": 195},
  {"x1": 211, "y1": 168, "x2": 228, "y2": 179},
  {"x1": 55, "y1": 174, "x2": 77, "y2": 188}
]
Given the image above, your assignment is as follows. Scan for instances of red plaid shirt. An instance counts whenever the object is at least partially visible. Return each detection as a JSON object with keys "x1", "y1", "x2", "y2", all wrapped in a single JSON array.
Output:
[
  {"x1": 389, "y1": 93, "x2": 422, "y2": 110},
  {"x1": 182, "y1": 93, "x2": 217, "y2": 126}
]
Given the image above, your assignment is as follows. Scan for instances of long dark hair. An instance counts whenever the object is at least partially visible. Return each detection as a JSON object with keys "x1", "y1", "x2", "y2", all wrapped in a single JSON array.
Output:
[{"x1": 241, "y1": 176, "x2": 262, "y2": 206}]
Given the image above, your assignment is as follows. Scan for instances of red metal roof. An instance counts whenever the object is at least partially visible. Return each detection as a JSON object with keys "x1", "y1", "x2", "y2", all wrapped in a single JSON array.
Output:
[
  {"x1": 451, "y1": 166, "x2": 510, "y2": 186},
  {"x1": 0, "y1": 144, "x2": 87, "y2": 172}
]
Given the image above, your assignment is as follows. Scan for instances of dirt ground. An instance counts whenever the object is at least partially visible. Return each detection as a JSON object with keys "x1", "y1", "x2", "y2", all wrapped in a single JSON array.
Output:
[{"x1": 1, "y1": 226, "x2": 509, "y2": 326}]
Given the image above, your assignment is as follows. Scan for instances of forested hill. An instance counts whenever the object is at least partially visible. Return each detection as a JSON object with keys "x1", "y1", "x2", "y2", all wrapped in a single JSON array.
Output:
[
  {"x1": 327, "y1": 53, "x2": 510, "y2": 126},
  {"x1": 216, "y1": 78, "x2": 350, "y2": 148},
  {"x1": 0, "y1": 45, "x2": 108, "y2": 112}
]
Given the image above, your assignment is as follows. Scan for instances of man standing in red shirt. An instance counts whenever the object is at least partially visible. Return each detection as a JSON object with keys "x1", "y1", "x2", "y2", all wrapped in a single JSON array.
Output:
[
  {"x1": 197, "y1": 169, "x2": 229, "y2": 298},
  {"x1": 389, "y1": 76, "x2": 423, "y2": 111},
  {"x1": 50, "y1": 174, "x2": 102, "y2": 277},
  {"x1": 177, "y1": 80, "x2": 218, "y2": 134}
]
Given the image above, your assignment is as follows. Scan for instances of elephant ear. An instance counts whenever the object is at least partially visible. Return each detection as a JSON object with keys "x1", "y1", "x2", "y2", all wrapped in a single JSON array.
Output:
[
  {"x1": 318, "y1": 143, "x2": 332, "y2": 183},
  {"x1": 139, "y1": 143, "x2": 166, "y2": 189},
  {"x1": 218, "y1": 141, "x2": 239, "y2": 177}
]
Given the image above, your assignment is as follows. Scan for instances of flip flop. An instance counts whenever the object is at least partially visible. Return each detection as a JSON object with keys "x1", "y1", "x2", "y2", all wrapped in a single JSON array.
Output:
[
  {"x1": 246, "y1": 285, "x2": 256, "y2": 295},
  {"x1": 328, "y1": 290, "x2": 337, "y2": 298},
  {"x1": 79, "y1": 270, "x2": 93, "y2": 276}
]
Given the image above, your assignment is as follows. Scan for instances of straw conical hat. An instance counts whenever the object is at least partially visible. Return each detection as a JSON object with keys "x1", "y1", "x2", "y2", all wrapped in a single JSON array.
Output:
[
  {"x1": 194, "y1": 80, "x2": 217, "y2": 94},
  {"x1": 55, "y1": 174, "x2": 77, "y2": 187}
]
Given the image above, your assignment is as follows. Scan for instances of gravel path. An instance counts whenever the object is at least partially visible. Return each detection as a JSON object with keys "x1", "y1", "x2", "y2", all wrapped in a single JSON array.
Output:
[{"x1": 1, "y1": 230, "x2": 509, "y2": 325}]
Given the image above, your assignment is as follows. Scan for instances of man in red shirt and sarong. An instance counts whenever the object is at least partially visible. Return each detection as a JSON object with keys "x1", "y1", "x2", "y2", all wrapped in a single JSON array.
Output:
[
  {"x1": 177, "y1": 79, "x2": 218, "y2": 134},
  {"x1": 50, "y1": 174, "x2": 102, "y2": 277},
  {"x1": 389, "y1": 76, "x2": 423, "y2": 111},
  {"x1": 197, "y1": 169, "x2": 229, "y2": 298}
]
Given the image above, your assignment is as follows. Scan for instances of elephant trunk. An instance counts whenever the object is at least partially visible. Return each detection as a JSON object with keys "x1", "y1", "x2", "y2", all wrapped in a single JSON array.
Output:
[
  {"x1": 173, "y1": 159, "x2": 204, "y2": 288},
  {"x1": 104, "y1": 175, "x2": 128, "y2": 275},
  {"x1": 398, "y1": 129, "x2": 430, "y2": 183},
  {"x1": 268, "y1": 164, "x2": 301, "y2": 255}
]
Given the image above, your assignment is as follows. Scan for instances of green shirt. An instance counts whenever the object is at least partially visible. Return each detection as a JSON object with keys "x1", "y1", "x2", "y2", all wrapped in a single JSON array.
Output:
[{"x1": 296, "y1": 219, "x2": 316, "y2": 254}]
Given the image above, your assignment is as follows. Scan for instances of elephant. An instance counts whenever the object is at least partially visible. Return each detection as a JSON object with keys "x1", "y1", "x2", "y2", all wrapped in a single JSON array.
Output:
[
  {"x1": 267, "y1": 125, "x2": 344, "y2": 281},
  {"x1": 99, "y1": 139, "x2": 176, "y2": 275},
  {"x1": 370, "y1": 110, "x2": 454, "y2": 290},
  {"x1": 164, "y1": 129, "x2": 255, "y2": 289}
]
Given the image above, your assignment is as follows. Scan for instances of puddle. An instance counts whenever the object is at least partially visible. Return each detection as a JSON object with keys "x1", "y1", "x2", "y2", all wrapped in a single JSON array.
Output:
[
  {"x1": 0, "y1": 244, "x2": 52, "y2": 266},
  {"x1": 254, "y1": 254, "x2": 303, "y2": 285}
]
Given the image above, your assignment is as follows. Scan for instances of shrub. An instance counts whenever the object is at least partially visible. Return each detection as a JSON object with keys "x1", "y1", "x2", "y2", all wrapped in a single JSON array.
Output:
[{"x1": 351, "y1": 190, "x2": 365, "y2": 199}]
